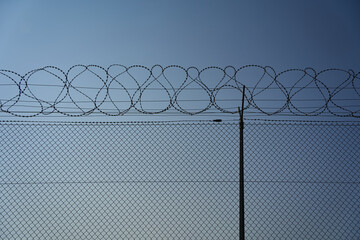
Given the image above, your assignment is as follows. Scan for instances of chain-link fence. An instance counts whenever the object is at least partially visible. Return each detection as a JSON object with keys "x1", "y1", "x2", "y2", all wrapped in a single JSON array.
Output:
[
  {"x1": 244, "y1": 121, "x2": 359, "y2": 239},
  {"x1": 1, "y1": 120, "x2": 359, "y2": 239}
]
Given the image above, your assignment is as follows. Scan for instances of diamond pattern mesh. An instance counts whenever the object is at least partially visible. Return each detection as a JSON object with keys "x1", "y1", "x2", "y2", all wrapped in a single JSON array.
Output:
[{"x1": 1, "y1": 121, "x2": 359, "y2": 239}]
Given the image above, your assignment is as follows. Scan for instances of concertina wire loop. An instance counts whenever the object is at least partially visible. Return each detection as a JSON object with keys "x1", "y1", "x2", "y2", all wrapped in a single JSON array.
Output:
[{"x1": 0, "y1": 64, "x2": 359, "y2": 118}]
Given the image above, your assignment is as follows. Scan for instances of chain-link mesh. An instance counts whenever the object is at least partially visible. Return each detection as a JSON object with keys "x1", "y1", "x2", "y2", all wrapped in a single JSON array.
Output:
[
  {"x1": 245, "y1": 121, "x2": 360, "y2": 239},
  {"x1": 1, "y1": 120, "x2": 359, "y2": 239},
  {"x1": 0, "y1": 121, "x2": 239, "y2": 239}
]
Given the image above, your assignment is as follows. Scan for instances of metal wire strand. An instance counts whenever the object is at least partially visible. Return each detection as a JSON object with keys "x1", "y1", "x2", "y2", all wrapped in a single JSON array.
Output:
[{"x1": 0, "y1": 65, "x2": 359, "y2": 117}]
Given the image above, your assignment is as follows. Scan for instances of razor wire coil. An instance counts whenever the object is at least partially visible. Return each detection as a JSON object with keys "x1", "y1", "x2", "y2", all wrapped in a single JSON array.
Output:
[{"x1": 0, "y1": 65, "x2": 359, "y2": 117}]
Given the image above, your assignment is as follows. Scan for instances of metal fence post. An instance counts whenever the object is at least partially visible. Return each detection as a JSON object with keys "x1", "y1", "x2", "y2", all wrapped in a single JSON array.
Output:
[{"x1": 238, "y1": 85, "x2": 246, "y2": 240}]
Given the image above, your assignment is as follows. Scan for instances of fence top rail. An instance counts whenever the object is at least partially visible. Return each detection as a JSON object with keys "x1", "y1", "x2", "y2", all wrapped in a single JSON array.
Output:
[{"x1": 0, "y1": 119, "x2": 359, "y2": 126}]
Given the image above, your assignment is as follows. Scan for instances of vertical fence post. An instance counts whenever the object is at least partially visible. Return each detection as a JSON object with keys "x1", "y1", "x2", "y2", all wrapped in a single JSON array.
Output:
[{"x1": 238, "y1": 85, "x2": 246, "y2": 240}]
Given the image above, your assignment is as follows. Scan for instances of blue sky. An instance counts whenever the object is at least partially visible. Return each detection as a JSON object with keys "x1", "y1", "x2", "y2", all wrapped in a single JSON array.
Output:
[{"x1": 0, "y1": 0, "x2": 359, "y2": 71}]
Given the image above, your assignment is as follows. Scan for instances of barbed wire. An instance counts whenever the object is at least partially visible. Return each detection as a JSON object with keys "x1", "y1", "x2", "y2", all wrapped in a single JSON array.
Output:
[{"x1": 0, "y1": 64, "x2": 359, "y2": 117}]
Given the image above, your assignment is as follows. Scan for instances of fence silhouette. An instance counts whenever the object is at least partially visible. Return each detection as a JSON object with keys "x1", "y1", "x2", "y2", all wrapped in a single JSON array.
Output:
[
  {"x1": 0, "y1": 65, "x2": 359, "y2": 117},
  {"x1": 1, "y1": 120, "x2": 359, "y2": 239},
  {"x1": 1, "y1": 64, "x2": 359, "y2": 239}
]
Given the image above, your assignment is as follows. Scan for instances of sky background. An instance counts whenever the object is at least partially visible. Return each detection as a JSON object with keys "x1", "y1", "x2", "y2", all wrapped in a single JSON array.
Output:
[{"x1": 0, "y1": 0, "x2": 359, "y2": 72}]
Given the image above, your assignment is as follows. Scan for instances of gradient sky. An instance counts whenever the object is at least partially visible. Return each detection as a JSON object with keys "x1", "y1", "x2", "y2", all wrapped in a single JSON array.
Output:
[{"x1": 0, "y1": 0, "x2": 359, "y2": 72}]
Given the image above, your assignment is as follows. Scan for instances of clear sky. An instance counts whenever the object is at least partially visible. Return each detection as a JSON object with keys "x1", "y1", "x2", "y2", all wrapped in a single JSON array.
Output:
[{"x1": 0, "y1": 0, "x2": 359, "y2": 72}]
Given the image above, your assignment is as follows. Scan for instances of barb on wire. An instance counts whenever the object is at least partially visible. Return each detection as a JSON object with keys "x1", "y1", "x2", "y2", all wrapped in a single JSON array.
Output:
[{"x1": 0, "y1": 65, "x2": 359, "y2": 117}]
